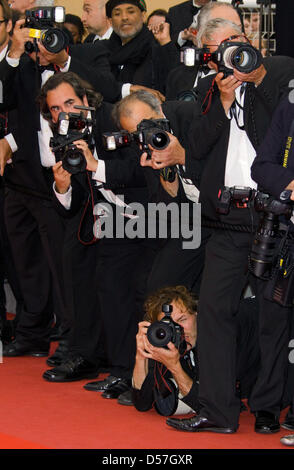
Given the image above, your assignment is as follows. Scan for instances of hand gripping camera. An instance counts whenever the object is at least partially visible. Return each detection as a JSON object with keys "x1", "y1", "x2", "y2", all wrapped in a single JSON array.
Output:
[
  {"x1": 50, "y1": 106, "x2": 95, "y2": 174},
  {"x1": 147, "y1": 304, "x2": 187, "y2": 354},
  {"x1": 249, "y1": 190, "x2": 293, "y2": 279},
  {"x1": 103, "y1": 118, "x2": 171, "y2": 153},
  {"x1": 181, "y1": 41, "x2": 262, "y2": 77},
  {"x1": 103, "y1": 118, "x2": 176, "y2": 182},
  {"x1": 25, "y1": 6, "x2": 68, "y2": 54}
]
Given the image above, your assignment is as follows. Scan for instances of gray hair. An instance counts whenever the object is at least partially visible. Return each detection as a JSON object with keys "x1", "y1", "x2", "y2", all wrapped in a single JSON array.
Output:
[
  {"x1": 112, "y1": 90, "x2": 162, "y2": 128},
  {"x1": 197, "y1": 17, "x2": 242, "y2": 47},
  {"x1": 196, "y1": 1, "x2": 240, "y2": 31}
]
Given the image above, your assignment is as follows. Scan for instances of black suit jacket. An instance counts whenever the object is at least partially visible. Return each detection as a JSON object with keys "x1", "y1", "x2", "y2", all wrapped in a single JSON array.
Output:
[
  {"x1": 167, "y1": 0, "x2": 199, "y2": 43},
  {"x1": 166, "y1": 64, "x2": 200, "y2": 101},
  {"x1": 142, "y1": 100, "x2": 201, "y2": 206},
  {"x1": 185, "y1": 55, "x2": 294, "y2": 224},
  {"x1": 251, "y1": 96, "x2": 294, "y2": 199},
  {"x1": 0, "y1": 49, "x2": 121, "y2": 197}
]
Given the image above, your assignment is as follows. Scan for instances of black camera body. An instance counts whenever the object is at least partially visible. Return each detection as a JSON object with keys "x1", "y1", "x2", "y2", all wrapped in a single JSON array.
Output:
[
  {"x1": 147, "y1": 304, "x2": 186, "y2": 353},
  {"x1": 25, "y1": 6, "x2": 68, "y2": 54},
  {"x1": 249, "y1": 190, "x2": 293, "y2": 278},
  {"x1": 103, "y1": 118, "x2": 176, "y2": 183},
  {"x1": 50, "y1": 108, "x2": 95, "y2": 174},
  {"x1": 103, "y1": 118, "x2": 171, "y2": 153},
  {"x1": 216, "y1": 185, "x2": 255, "y2": 215},
  {"x1": 181, "y1": 41, "x2": 262, "y2": 77}
]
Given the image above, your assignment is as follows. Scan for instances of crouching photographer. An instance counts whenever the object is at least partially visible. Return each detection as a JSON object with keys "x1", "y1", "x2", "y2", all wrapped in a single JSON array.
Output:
[
  {"x1": 132, "y1": 286, "x2": 199, "y2": 416},
  {"x1": 132, "y1": 285, "x2": 260, "y2": 417},
  {"x1": 251, "y1": 95, "x2": 294, "y2": 441}
]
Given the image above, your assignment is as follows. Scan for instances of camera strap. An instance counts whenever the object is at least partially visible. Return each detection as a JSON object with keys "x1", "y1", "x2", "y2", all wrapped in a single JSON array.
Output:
[
  {"x1": 201, "y1": 77, "x2": 217, "y2": 115},
  {"x1": 282, "y1": 119, "x2": 294, "y2": 169},
  {"x1": 77, "y1": 171, "x2": 100, "y2": 245}
]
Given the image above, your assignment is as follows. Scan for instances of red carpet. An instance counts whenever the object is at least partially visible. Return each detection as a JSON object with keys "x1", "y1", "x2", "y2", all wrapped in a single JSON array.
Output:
[{"x1": 0, "y1": 342, "x2": 293, "y2": 451}]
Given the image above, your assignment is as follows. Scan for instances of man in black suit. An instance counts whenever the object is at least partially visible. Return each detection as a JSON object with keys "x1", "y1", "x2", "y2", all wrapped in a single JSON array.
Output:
[
  {"x1": 250, "y1": 94, "x2": 294, "y2": 441},
  {"x1": 154, "y1": 18, "x2": 294, "y2": 434},
  {"x1": 111, "y1": 89, "x2": 209, "y2": 299},
  {"x1": 0, "y1": 0, "x2": 23, "y2": 343},
  {"x1": 103, "y1": 0, "x2": 165, "y2": 99},
  {"x1": 165, "y1": 1, "x2": 243, "y2": 100},
  {"x1": 81, "y1": 0, "x2": 113, "y2": 41},
  {"x1": 167, "y1": 0, "x2": 212, "y2": 46},
  {"x1": 38, "y1": 72, "x2": 155, "y2": 393},
  {"x1": 0, "y1": 14, "x2": 123, "y2": 360}
]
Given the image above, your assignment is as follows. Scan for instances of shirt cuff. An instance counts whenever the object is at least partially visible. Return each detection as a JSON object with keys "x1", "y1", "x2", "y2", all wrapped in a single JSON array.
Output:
[
  {"x1": 4, "y1": 133, "x2": 18, "y2": 153},
  {"x1": 122, "y1": 83, "x2": 132, "y2": 98},
  {"x1": 59, "y1": 55, "x2": 72, "y2": 72},
  {"x1": 6, "y1": 55, "x2": 19, "y2": 67},
  {"x1": 53, "y1": 182, "x2": 72, "y2": 210},
  {"x1": 177, "y1": 32, "x2": 186, "y2": 47},
  {"x1": 92, "y1": 159, "x2": 106, "y2": 183}
]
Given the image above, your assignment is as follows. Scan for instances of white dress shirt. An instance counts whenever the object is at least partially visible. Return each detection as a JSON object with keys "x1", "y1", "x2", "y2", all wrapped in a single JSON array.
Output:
[{"x1": 224, "y1": 84, "x2": 257, "y2": 189}]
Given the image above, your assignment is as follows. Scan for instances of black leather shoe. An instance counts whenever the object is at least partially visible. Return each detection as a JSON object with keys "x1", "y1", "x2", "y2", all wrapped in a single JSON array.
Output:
[
  {"x1": 43, "y1": 355, "x2": 100, "y2": 382},
  {"x1": 281, "y1": 412, "x2": 294, "y2": 431},
  {"x1": 3, "y1": 339, "x2": 49, "y2": 357},
  {"x1": 166, "y1": 415, "x2": 237, "y2": 433},
  {"x1": 102, "y1": 379, "x2": 131, "y2": 399},
  {"x1": 84, "y1": 375, "x2": 123, "y2": 392},
  {"x1": 117, "y1": 389, "x2": 134, "y2": 406},
  {"x1": 46, "y1": 341, "x2": 69, "y2": 367},
  {"x1": 254, "y1": 411, "x2": 280, "y2": 434}
]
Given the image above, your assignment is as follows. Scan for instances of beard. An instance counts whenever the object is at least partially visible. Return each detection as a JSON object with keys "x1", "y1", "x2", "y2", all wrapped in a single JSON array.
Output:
[{"x1": 114, "y1": 21, "x2": 143, "y2": 43}]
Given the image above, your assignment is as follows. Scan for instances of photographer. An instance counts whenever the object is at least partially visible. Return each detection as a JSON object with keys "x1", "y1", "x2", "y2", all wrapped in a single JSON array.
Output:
[
  {"x1": 251, "y1": 96, "x2": 294, "y2": 442},
  {"x1": 38, "y1": 72, "x2": 157, "y2": 401},
  {"x1": 132, "y1": 285, "x2": 260, "y2": 417},
  {"x1": 132, "y1": 286, "x2": 199, "y2": 416},
  {"x1": 0, "y1": 7, "x2": 122, "y2": 362},
  {"x1": 111, "y1": 89, "x2": 210, "y2": 296},
  {"x1": 165, "y1": 18, "x2": 294, "y2": 435}
]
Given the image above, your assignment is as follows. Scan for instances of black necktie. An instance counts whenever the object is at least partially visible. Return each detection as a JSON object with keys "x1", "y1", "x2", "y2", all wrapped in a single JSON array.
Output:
[{"x1": 200, "y1": 65, "x2": 211, "y2": 76}]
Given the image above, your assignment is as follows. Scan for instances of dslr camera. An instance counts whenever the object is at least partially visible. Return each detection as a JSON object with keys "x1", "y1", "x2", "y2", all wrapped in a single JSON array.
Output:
[
  {"x1": 147, "y1": 304, "x2": 187, "y2": 353},
  {"x1": 216, "y1": 185, "x2": 255, "y2": 215},
  {"x1": 249, "y1": 190, "x2": 293, "y2": 279},
  {"x1": 103, "y1": 118, "x2": 171, "y2": 154},
  {"x1": 24, "y1": 6, "x2": 68, "y2": 54},
  {"x1": 103, "y1": 118, "x2": 176, "y2": 182},
  {"x1": 181, "y1": 41, "x2": 262, "y2": 76},
  {"x1": 50, "y1": 106, "x2": 95, "y2": 174}
]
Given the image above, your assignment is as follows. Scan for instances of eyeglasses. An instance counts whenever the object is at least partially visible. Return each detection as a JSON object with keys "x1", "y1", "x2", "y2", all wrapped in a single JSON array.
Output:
[{"x1": 0, "y1": 19, "x2": 7, "y2": 24}]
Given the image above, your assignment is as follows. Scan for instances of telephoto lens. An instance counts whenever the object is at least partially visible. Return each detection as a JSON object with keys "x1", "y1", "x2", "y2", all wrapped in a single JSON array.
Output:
[{"x1": 220, "y1": 42, "x2": 262, "y2": 74}]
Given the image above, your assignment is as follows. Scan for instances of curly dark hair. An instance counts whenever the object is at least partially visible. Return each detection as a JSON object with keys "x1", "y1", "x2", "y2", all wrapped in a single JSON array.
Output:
[
  {"x1": 144, "y1": 285, "x2": 198, "y2": 324},
  {"x1": 38, "y1": 71, "x2": 103, "y2": 122}
]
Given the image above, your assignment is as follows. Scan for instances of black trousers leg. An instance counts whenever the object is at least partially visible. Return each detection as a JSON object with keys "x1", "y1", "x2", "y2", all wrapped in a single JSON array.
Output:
[
  {"x1": 248, "y1": 279, "x2": 291, "y2": 415},
  {"x1": 197, "y1": 230, "x2": 253, "y2": 429},
  {"x1": 62, "y1": 210, "x2": 105, "y2": 365},
  {"x1": 96, "y1": 238, "x2": 153, "y2": 379},
  {"x1": 4, "y1": 190, "x2": 66, "y2": 347},
  {"x1": 146, "y1": 228, "x2": 210, "y2": 297}
]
